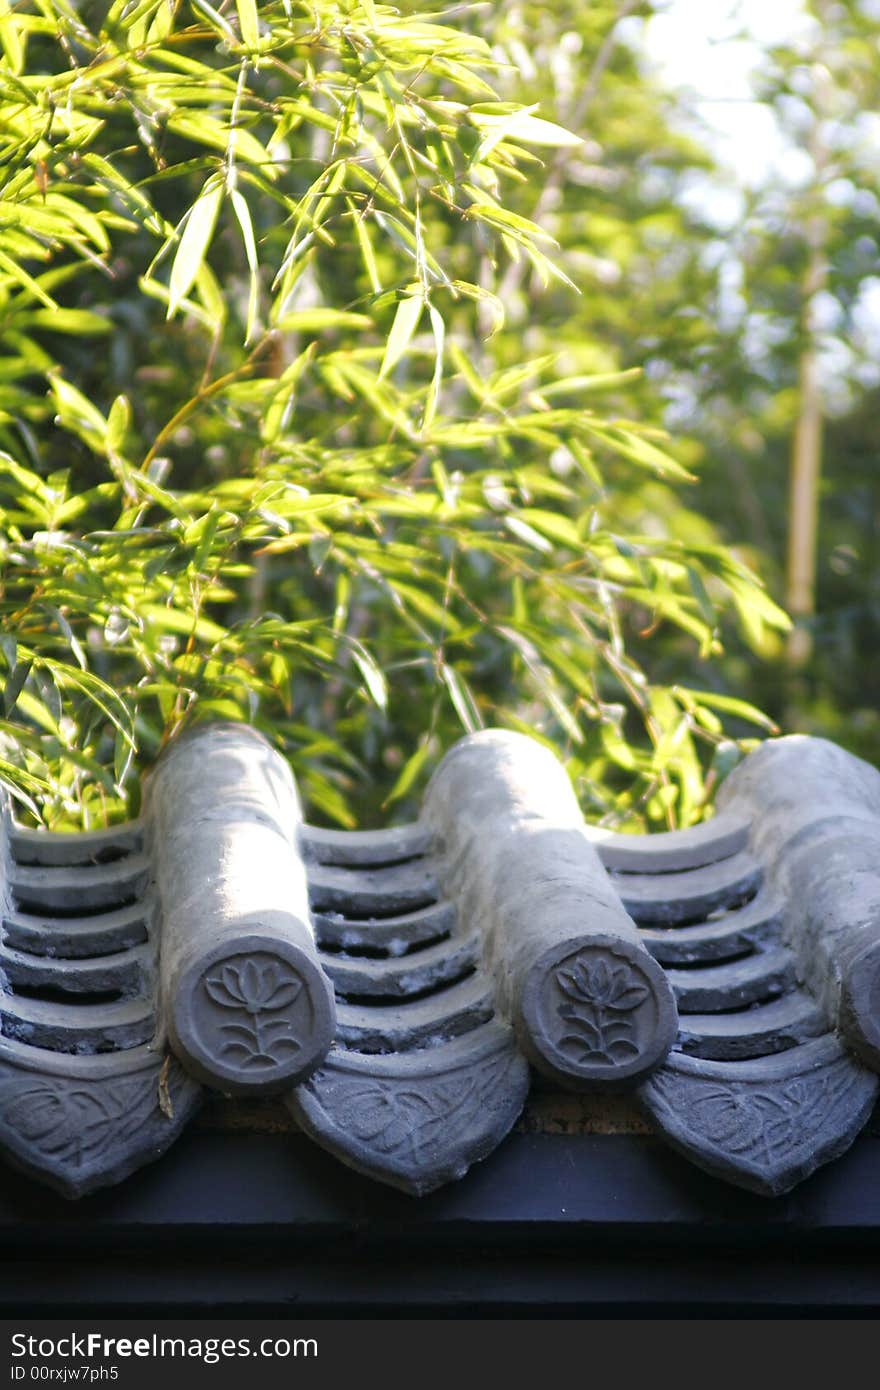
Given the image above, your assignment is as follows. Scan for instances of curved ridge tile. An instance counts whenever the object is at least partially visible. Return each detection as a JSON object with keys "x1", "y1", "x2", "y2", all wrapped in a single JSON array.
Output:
[
  {"x1": 639, "y1": 890, "x2": 784, "y2": 965},
  {"x1": 0, "y1": 781, "x2": 203, "y2": 1197},
  {"x1": 313, "y1": 900, "x2": 456, "y2": 955},
  {"x1": 9, "y1": 822, "x2": 144, "y2": 868},
  {"x1": 146, "y1": 723, "x2": 336, "y2": 1096},
  {"x1": 611, "y1": 851, "x2": 763, "y2": 926},
  {"x1": 9, "y1": 857, "x2": 151, "y2": 913},
  {"x1": 334, "y1": 972, "x2": 495, "y2": 1052},
  {"x1": 307, "y1": 861, "x2": 439, "y2": 916},
  {"x1": 717, "y1": 736, "x2": 880, "y2": 1071},
  {"x1": 288, "y1": 1023, "x2": 529, "y2": 1195},
  {"x1": 3, "y1": 901, "x2": 152, "y2": 959},
  {"x1": 676, "y1": 992, "x2": 826, "y2": 1060},
  {"x1": 293, "y1": 740, "x2": 551, "y2": 1189},
  {"x1": 421, "y1": 729, "x2": 678, "y2": 1089},
  {"x1": 637, "y1": 1036, "x2": 878, "y2": 1196},
  {"x1": 0, "y1": 941, "x2": 151, "y2": 995},
  {"x1": 665, "y1": 946, "x2": 797, "y2": 1012},
  {"x1": 320, "y1": 931, "x2": 480, "y2": 998},
  {"x1": 590, "y1": 812, "x2": 750, "y2": 873},
  {"x1": 302, "y1": 823, "x2": 430, "y2": 867}
]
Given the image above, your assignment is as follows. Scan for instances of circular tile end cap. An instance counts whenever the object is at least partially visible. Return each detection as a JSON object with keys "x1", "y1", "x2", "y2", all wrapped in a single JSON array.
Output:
[
  {"x1": 518, "y1": 934, "x2": 678, "y2": 1090},
  {"x1": 170, "y1": 933, "x2": 336, "y2": 1095},
  {"x1": 840, "y1": 939, "x2": 880, "y2": 1073}
]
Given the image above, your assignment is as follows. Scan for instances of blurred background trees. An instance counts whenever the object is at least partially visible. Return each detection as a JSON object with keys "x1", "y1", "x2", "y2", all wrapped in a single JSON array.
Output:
[
  {"x1": 634, "y1": 0, "x2": 880, "y2": 759},
  {"x1": 0, "y1": 0, "x2": 876, "y2": 832}
]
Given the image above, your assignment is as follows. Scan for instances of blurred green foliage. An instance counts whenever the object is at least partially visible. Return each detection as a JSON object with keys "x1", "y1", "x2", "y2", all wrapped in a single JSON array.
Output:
[
  {"x1": 646, "y1": 0, "x2": 880, "y2": 765},
  {"x1": 0, "y1": 0, "x2": 791, "y2": 831}
]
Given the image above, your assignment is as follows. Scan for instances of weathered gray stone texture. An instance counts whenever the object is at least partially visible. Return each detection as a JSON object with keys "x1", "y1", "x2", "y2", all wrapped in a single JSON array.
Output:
[
  {"x1": 146, "y1": 722, "x2": 335, "y2": 1095},
  {"x1": 718, "y1": 735, "x2": 880, "y2": 1069},
  {"x1": 421, "y1": 729, "x2": 679, "y2": 1089},
  {"x1": 4, "y1": 720, "x2": 880, "y2": 1203},
  {"x1": 0, "y1": 1044, "x2": 201, "y2": 1198},
  {"x1": 0, "y1": 805, "x2": 201, "y2": 1197},
  {"x1": 639, "y1": 1034, "x2": 877, "y2": 1197},
  {"x1": 290, "y1": 1023, "x2": 530, "y2": 1195}
]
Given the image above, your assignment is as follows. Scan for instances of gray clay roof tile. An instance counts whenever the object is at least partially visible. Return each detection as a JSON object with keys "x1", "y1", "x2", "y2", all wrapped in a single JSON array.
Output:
[{"x1": 0, "y1": 722, "x2": 879, "y2": 1201}]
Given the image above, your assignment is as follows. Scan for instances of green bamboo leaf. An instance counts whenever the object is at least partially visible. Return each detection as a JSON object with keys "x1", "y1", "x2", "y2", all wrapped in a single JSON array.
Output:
[
  {"x1": 464, "y1": 203, "x2": 558, "y2": 246},
  {"x1": 188, "y1": 507, "x2": 223, "y2": 574},
  {"x1": 106, "y1": 395, "x2": 131, "y2": 453},
  {"x1": 504, "y1": 515, "x2": 553, "y2": 553},
  {"x1": 0, "y1": 250, "x2": 56, "y2": 308},
  {"x1": 3, "y1": 660, "x2": 32, "y2": 716},
  {"x1": 348, "y1": 198, "x2": 382, "y2": 294},
  {"x1": 471, "y1": 105, "x2": 582, "y2": 162},
  {"x1": 350, "y1": 644, "x2": 387, "y2": 711},
  {"x1": 26, "y1": 309, "x2": 111, "y2": 335},
  {"x1": 390, "y1": 580, "x2": 459, "y2": 630},
  {"x1": 423, "y1": 304, "x2": 445, "y2": 430},
  {"x1": 15, "y1": 689, "x2": 60, "y2": 736},
  {"x1": 189, "y1": 0, "x2": 237, "y2": 42},
  {"x1": 517, "y1": 508, "x2": 580, "y2": 549},
  {"x1": 168, "y1": 178, "x2": 224, "y2": 319},
  {"x1": 540, "y1": 370, "x2": 643, "y2": 398},
  {"x1": 47, "y1": 606, "x2": 87, "y2": 670},
  {"x1": 40, "y1": 661, "x2": 136, "y2": 751},
  {"x1": 0, "y1": 763, "x2": 45, "y2": 820},
  {"x1": 600, "y1": 722, "x2": 637, "y2": 771},
  {"x1": 726, "y1": 575, "x2": 791, "y2": 633},
  {"x1": 440, "y1": 663, "x2": 482, "y2": 733},
  {"x1": 235, "y1": 0, "x2": 259, "y2": 47},
  {"x1": 0, "y1": 0, "x2": 24, "y2": 73},
  {"x1": 140, "y1": 604, "x2": 228, "y2": 645},
  {"x1": 583, "y1": 424, "x2": 695, "y2": 482},
  {"x1": 379, "y1": 290, "x2": 423, "y2": 379},
  {"x1": 229, "y1": 188, "x2": 259, "y2": 342},
  {"x1": 50, "y1": 377, "x2": 108, "y2": 448},
  {"x1": 385, "y1": 738, "x2": 434, "y2": 805},
  {"x1": 262, "y1": 344, "x2": 317, "y2": 443},
  {"x1": 674, "y1": 687, "x2": 778, "y2": 733},
  {"x1": 276, "y1": 309, "x2": 373, "y2": 332}
]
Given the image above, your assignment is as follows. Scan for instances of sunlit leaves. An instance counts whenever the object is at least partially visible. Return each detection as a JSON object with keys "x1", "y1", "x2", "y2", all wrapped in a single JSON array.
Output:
[
  {"x1": 229, "y1": 189, "x2": 260, "y2": 343},
  {"x1": 379, "y1": 289, "x2": 422, "y2": 379},
  {"x1": 0, "y1": 0, "x2": 785, "y2": 833},
  {"x1": 167, "y1": 178, "x2": 224, "y2": 319},
  {"x1": 235, "y1": 0, "x2": 260, "y2": 49},
  {"x1": 469, "y1": 103, "x2": 584, "y2": 161}
]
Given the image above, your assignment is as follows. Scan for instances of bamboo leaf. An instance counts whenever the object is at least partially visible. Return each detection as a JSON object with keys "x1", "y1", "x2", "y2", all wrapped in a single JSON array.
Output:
[
  {"x1": 385, "y1": 738, "x2": 434, "y2": 805},
  {"x1": 276, "y1": 309, "x2": 373, "y2": 332},
  {"x1": 351, "y1": 644, "x2": 387, "y2": 711},
  {"x1": 229, "y1": 188, "x2": 259, "y2": 342},
  {"x1": 0, "y1": 0, "x2": 24, "y2": 73},
  {"x1": 168, "y1": 179, "x2": 224, "y2": 319},
  {"x1": 380, "y1": 290, "x2": 423, "y2": 379},
  {"x1": 674, "y1": 687, "x2": 779, "y2": 733},
  {"x1": 236, "y1": 0, "x2": 259, "y2": 48},
  {"x1": 439, "y1": 663, "x2": 482, "y2": 734},
  {"x1": 423, "y1": 304, "x2": 445, "y2": 430}
]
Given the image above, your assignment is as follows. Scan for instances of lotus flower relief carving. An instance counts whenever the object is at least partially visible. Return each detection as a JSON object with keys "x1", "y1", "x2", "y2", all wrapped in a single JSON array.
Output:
[
  {"x1": 202, "y1": 956, "x2": 305, "y2": 1070},
  {"x1": 554, "y1": 954, "x2": 650, "y2": 1066}
]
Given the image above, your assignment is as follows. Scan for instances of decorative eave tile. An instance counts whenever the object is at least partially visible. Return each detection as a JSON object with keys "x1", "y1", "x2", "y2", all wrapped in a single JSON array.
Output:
[
  {"x1": 0, "y1": 814, "x2": 200, "y2": 1197},
  {"x1": 3, "y1": 722, "x2": 880, "y2": 1202},
  {"x1": 638, "y1": 1037, "x2": 877, "y2": 1197}
]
